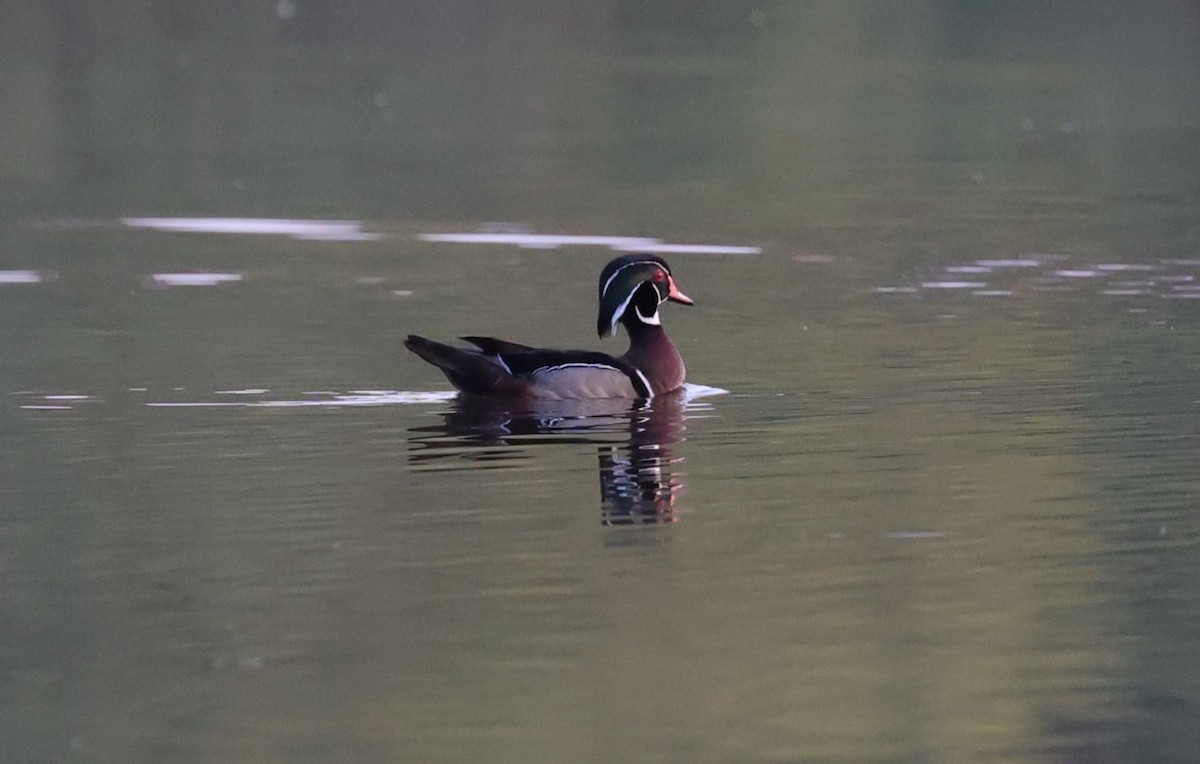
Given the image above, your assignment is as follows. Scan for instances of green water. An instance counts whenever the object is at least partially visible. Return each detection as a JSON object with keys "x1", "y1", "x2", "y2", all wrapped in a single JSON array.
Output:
[{"x1": 3, "y1": 3, "x2": 1200, "y2": 762}]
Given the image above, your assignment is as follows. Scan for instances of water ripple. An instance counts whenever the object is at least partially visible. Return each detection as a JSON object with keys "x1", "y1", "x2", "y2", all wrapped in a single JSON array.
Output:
[{"x1": 876, "y1": 254, "x2": 1200, "y2": 306}]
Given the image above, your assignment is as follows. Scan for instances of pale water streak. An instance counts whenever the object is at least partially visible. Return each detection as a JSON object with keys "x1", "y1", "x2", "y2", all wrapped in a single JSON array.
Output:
[
  {"x1": 877, "y1": 254, "x2": 1200, "y2": 313},
  {"x1": 150, "y1": 272, "x2": 244, "y2": 287},
  {"x1": 143, "y1": 390, "x2": 459, "y2": 408},
  {"x1": 419, "y1": 231, "x2": 761, "y2": 255},
  {"x1": 121, "y1": 217, "x2": 381, "y2": 241},
  {"x1": 0, "y1": 270, "x2": 45, "y2": 284}
]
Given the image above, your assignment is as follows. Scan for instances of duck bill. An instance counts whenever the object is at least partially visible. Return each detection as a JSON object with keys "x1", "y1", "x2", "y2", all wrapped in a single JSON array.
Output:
[{"x1": 667, "y1": 277, "x2": 693, "y2": 306}]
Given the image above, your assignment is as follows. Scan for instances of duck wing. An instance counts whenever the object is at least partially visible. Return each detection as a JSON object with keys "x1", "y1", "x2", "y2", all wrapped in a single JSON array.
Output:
[
  {"x1": 406, "y1": 335, "x2": 652, "y2": 399},
  {"x1": 459, "y1": 336, "x2": 538, "y2": 355},
  {"x1": 459, "y1": 337, "x2": 651, "y2": 398},
  {"x1": 497, "y1": 349, "x2": 653, "y2": 399}
]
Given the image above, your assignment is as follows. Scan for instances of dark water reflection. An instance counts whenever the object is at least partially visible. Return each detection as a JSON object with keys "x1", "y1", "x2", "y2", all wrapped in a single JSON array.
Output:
[{"x1": 409, "y1": 391, "x2": 706, "y2": 525}]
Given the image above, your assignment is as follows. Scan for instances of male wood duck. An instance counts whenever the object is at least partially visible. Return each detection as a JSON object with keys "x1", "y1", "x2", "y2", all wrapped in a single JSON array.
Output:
[{"x1": 405, "y1": 254, "x2": 693, "y2": 399}]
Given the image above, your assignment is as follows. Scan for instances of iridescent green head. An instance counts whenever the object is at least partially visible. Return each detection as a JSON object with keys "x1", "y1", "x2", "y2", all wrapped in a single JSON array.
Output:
[{"x1": 596, "y1": 254, "x2": 693, "y2": 338}]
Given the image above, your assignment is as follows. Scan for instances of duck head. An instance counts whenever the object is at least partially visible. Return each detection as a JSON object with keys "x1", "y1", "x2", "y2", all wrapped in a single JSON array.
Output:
[{"x1": 597, "y1": 254, "x2": 693, "y2": 338}]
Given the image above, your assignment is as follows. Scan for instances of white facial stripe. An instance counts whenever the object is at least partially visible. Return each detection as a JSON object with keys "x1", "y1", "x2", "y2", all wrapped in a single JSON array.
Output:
[
  {"x1": 608, "y1": 289, "x2": 637, "y2": 336},
  {"x1": 494, "y1": 354, "x2": 513, "y2": 374},
  {"x1": 600, "y1": 260, "x2": 668, "y2": 300}
]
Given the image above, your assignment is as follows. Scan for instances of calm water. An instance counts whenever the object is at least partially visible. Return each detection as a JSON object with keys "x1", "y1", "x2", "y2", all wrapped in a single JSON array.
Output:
[{"x1": 4, "y1": 3, "x2": 1200, "y2": 762}]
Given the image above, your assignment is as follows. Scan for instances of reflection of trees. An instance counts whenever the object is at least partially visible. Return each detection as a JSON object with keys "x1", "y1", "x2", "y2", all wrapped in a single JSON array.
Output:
[{"x1": 6, "y1": 3, "x2": 1200, "y2": 226}]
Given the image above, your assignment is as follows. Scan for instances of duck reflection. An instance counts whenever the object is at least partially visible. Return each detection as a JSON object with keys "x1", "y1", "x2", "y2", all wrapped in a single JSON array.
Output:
[
  {"x1": 596, "y1": 396, "x2": 685, "y2": 524},
  {"x1": 408, "y1": 393, "x2": 688, "y2": 524}
]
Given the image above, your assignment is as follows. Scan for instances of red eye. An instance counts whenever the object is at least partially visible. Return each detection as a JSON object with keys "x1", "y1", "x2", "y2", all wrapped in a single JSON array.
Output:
[{"x1": 653, "y1": 269, "x2": 666, "y2": 282}]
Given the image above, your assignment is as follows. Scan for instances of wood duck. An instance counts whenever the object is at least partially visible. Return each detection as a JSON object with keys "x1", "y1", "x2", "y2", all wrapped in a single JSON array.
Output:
[{"x1": 405, "y1": 254, "x2": 693, "y2": 399}]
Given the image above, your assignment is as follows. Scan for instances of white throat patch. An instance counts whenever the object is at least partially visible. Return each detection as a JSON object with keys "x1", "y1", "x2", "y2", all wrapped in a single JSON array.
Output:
[{"x1": 635, "y1": 304, "x2": 661, "y2": 325}]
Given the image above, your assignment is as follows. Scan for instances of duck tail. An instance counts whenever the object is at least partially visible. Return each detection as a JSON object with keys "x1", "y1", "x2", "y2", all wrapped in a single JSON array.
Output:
[{"x1": 404, "y1": 335, "x2": 526, "y2": 396}]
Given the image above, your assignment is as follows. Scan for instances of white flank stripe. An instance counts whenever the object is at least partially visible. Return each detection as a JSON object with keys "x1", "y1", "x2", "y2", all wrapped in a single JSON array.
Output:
[
  {"x1": 537, "y1": 362, "x2": 620, "y2": 374},
  {"x1": 535, "y1": 362, "x2": 652, "y2": 398}
]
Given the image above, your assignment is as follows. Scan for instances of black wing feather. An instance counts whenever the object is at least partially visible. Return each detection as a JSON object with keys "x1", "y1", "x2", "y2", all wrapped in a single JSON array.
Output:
[
  {"x1": 460, "y1": 336, "x2": 538, "y2": 355},
  {"x1": 407, "y1": 336, "x2": 652, "y2": 398}
]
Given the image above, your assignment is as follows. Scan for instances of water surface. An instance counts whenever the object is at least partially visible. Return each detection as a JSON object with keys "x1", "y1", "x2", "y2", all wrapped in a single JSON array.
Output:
[{"x1": 3, "y1": 3, "x2": 1200, "y2": 763}]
